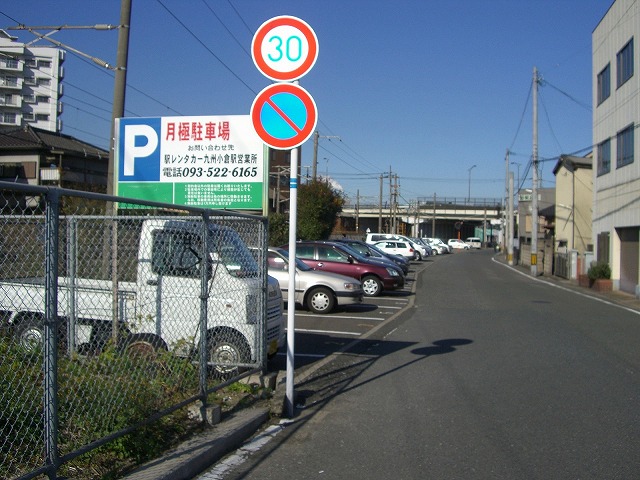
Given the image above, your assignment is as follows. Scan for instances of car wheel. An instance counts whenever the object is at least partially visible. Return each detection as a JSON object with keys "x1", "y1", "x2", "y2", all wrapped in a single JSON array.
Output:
[
  {"x1": 416, "y1": 251, "x2": 422, "y2": 261},
  {"x1": 307, "y1": 287, "x2": 335, "y2": 314},
  {"x1": 207, "y1": 330, "x2": 251, "y2": 379},
  {"x1": 361, "y1": 275, "x2": 382, "y2": 297},
  {"x1": 121, "y1": 333, "x2": 168, "y2": 360},
  {"x1": 15, "y1": 314, "x2": 45, "y2": 352}
]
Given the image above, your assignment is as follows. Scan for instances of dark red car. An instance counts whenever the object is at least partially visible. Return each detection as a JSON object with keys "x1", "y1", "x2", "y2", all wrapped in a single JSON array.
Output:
[{"x1": 280, "y1": 241, "x2": 405, "y2": 297}]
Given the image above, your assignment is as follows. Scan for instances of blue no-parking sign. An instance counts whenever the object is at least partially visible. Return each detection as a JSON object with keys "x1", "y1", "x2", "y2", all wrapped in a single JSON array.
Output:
[{"x1": 250, "y1": 83, "x2": 317, "y2": 150}]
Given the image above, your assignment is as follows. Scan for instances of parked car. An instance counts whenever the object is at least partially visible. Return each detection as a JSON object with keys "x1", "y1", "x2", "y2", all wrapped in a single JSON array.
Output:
[
  {"x1": 411, "y1": 237, "x2": 434, "y2": 257},
  {"x1": 425, "y1": 237, "x2": 451, "y2": 253},
  {"x1": 333, "y1": 238, "x2": 410, "y2": 275},
  {"x1": 465, "y1": 237, "x2": 482, "y2": 249},
  {"x1": 281, "y1": 241, "x2": 405, "y2": 297},
  {"x1": 264, "y1": 247, "x2": 363, "y2": 314},
  {"x1": 372, "y1": 240, "x2": 416, "y2": 260},
  {"x1": 448, "y1": 238, "x2": 470, "y2": 250},
  {"x1": 365, "y1": 232, "x2": 428, "y2": 260}
]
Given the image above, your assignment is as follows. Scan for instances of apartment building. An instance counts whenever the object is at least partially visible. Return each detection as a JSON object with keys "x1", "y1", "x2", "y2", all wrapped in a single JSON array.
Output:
[
  {"x1": 0, "y1": 29, "x2": 64, "y2": 133},
  {"x1": 593, "y1": 0, "x2": 640, "y2": 296}
]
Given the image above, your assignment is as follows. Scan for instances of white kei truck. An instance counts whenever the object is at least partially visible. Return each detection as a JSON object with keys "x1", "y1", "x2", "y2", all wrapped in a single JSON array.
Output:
[{"x1": 0, "y1": 218, "x2": 285, "y2": 373}]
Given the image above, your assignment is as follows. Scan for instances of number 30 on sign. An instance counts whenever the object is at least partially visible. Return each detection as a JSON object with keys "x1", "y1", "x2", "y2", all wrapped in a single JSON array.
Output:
[{"x1": 252, "y1": 15, "x2": 319, "y2": 82}]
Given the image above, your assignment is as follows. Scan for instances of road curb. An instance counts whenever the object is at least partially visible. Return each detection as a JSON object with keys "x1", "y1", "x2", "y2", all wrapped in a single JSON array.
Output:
[{"x1": 120, "y1": 408, "x2": 269, "y2": 480}]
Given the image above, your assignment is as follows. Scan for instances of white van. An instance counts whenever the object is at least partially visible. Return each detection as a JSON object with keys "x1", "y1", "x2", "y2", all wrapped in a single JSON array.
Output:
[{"x1": 465, "y1": 237, "x2": 482, "y2": 249}]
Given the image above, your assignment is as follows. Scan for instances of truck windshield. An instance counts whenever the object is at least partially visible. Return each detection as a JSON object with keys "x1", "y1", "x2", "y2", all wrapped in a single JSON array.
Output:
[{"x1": 208, "y1": 227, "x2": 259, "y2": 277}]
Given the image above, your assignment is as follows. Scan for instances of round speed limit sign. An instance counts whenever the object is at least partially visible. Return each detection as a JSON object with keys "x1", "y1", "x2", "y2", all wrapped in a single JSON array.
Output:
[{"x1": 252, "y1": 16, "x2": 319, "y2": 82}]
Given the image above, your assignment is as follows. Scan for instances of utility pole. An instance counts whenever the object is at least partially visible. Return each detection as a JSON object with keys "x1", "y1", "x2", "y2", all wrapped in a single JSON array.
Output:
[
  {"x1": 107, "y1": 0, "x2": 132, "y2": 200},
  {"x1": 505, "y1": 149, "x2": 510, "y2": 255},
  {"x1": 312, "y1": 131, "x2": 340, "y2": 180},
  {"x1": 378, "y1": 173, "x2": 383, "y2": 232},
  {"x1": 531, "y1": 66, "x2": 539, "y2": 276},
  {"x1": 356, "y1": 189, "x2": 360, "y2": 234},
  {"x1": 432, "y1": 193, "x2": 436, "y2": 238},
  {"x1": 508, "y1": 171, "x2": 514, "y2": 265}
]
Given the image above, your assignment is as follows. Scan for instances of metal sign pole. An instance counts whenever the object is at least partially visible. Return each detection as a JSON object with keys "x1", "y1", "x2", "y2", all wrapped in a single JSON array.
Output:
[{"x1": 285, "y1": 144, "x2": 299, "y2": 418}]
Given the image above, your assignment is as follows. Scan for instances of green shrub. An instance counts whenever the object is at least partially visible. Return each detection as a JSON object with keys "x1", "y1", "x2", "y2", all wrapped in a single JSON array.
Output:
[
  {"x1": 587, "y1": 261, "x2": 611, "y2": 280},
  {"x1": 1, "y1": 338, "x2": 202, "y2": 480}
]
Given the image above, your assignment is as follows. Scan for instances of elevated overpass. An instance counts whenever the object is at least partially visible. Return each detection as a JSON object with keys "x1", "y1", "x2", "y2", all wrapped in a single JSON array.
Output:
[{"x1": 336, "y1": 197, "x2": 503, "y2": 243}]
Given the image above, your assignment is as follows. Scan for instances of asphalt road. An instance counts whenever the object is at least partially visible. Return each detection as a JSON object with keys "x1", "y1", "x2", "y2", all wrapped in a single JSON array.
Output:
[{"x1": 202, "y1": 249, "x2": 640, "y2": 479}]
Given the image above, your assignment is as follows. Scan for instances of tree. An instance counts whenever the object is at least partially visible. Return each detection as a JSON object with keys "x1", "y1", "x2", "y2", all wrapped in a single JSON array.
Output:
[
  {"x1": 268, "y1": 212, "x2": 289, "y2": 246},
  {"x1": 267, "y1": 180, "x2": 345, "y2": 245},
  {"x1": 297, "y1": 180, "x2": 345, "y2": 240}
]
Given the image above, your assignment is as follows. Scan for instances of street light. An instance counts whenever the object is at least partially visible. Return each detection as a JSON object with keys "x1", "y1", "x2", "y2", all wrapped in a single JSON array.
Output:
[{"x1": 467, "y1": 164, "x2": 476, "y2": 202}]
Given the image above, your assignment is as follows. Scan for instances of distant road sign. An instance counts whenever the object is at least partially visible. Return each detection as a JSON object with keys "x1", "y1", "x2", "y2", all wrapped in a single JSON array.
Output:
[
  {"x1": 251, "y1": 82, "x2": 317, "y2": 150},
  {"x1": 252, "y1": 15, "x2": 318, "y2": 81}
]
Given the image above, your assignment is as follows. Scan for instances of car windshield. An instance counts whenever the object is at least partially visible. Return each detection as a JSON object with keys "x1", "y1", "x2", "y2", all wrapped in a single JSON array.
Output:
[
  {"x1": 367, "y1": 243, "x2": 388, "y2": 257},
  {"x1": 275, "y1": 248, "x2": 313, "y2": 271},
  {"x1": 338, "y1": 243, "x2": 368, "y2": 262}
]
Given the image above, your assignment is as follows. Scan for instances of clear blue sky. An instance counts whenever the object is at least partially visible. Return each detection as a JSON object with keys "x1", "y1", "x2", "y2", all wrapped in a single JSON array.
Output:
[{"x1": 1, "y1": 0, "x2": 613, "y2": 206}]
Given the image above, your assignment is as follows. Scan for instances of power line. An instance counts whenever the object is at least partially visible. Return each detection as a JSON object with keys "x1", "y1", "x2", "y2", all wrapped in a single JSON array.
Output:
[
  {"x1": 156, "y1": 0, "x2": 257, "y2": 95},
  {"x1": 201, "y1": 0, "x2": 251, "y2": 58}
]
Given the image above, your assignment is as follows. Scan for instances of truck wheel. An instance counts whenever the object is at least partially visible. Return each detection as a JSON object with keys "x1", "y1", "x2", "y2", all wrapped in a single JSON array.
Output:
[
  {"x1": 307, "y1": 287, "x2": 335, "y2": 314},
  {"x1": 15, "y1": 315, "x2": 44, "y2": 352},
  {"x1": 121, "y1": 333, "x2": 167, "y2": 360},
  {"x1": 361, "y1": 275, "x2": 382, "y2": 297},
  {"x1": 207, "y1": 331, "x2": 250, "y2": 378}
]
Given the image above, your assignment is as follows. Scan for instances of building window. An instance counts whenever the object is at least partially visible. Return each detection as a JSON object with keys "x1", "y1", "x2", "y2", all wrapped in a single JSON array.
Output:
[
  {"x1": 36, "y1": 95, "x2": 49, "y2": 103},
  {"x1": 37, "y1": 59, "x2": 52, "y2": 69},
  {"x1": 23, "y1": 94, "x2": 35, "y2": 103},
  {"x1": 24, "y1": 57, "x2": 37, "y2": 67},
  {"x1": 597, "y1": 138, "x2": 611, "y2": 176},
  {"x1": 1, "y1": 58, "x2": 18, "y2": 69},
  {"x1": 617, "y1": 38, "x2": 634, "y2": 88},
  {"x1": 616, "y1": 124, "x2": 635, "y2": 168},
  {"x1": 0, "y1": 75, "x2": 18, "y2": 87},
  {"x1": 597, "y1": 63, "x2": 610, "y2": 105},
  {"x1": 37, "y1": 78, "x2": 51, "y2": 86},
  {"x1": 0, "y1": 94, "x2": 14, "y2": 106},
  {"x1": 23, "y1": 112, "x2": 35, "y2": 121},
  {"x1": 35, "y1": 113, "x2": 49, "y2": 121},
  {"x1": 0, "y1": 113, "x2": 17, "y2": 124},
  {"x1": 24, "y1": 76, "x2": 36, "y2": 86}
]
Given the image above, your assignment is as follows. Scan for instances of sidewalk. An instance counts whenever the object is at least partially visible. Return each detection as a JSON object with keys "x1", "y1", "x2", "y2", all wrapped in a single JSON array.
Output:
[{"x1": 494, "y1": 253, "x2": 640, "y2": 314}]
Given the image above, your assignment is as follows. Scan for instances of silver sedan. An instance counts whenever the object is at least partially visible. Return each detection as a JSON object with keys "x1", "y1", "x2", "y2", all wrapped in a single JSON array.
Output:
[{"x1": 266, "y1": 247, "x2": 364, "y2": 314}]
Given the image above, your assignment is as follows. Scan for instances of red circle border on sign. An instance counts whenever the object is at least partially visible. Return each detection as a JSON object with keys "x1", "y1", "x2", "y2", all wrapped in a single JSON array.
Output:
[
  {"x1": 251, "y1": 83, "x2": 318, "y2": 150},
  {"x1": 252, "y1": 16, "x2": 319, "y2": 82}
]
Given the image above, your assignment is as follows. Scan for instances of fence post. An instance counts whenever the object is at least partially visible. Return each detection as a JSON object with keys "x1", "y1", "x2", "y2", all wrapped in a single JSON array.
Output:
[
  {"x1": 44, "y1": 188, "x2": 60, "y2": 479},
  {"x1": 199, "y1": 213, "x2": 210, "y2": 412}
]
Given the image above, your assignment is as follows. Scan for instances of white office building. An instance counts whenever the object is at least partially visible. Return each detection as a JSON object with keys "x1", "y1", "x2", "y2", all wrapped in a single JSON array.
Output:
[
  {"x1": 0, "y1": 29, "x2": 64, "y2": 133},
  {"x1": 593, "y1": 0, "x2": 640, "y2": 295}
]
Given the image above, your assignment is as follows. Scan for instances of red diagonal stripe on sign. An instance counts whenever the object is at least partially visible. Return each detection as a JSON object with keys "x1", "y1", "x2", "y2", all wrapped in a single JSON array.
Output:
[{"x1": 266, "y1": 95, "x2": 303, "y2": 134}]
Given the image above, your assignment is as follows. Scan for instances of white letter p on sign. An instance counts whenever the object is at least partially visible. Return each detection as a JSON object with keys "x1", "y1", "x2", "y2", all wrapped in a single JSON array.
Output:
[{"x1": 123, "y1": 124, "x2": 159, "y2": 176}]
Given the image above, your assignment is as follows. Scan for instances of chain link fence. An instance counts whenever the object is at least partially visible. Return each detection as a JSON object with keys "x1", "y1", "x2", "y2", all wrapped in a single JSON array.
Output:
[{"x1": 0, "y1": 182, "x2": 284, "y2": 480}]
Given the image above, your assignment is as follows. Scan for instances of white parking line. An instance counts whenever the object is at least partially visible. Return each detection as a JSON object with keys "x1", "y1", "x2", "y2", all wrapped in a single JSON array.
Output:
[
  {"x1": 294, "y1": 328, "x2": 361, "y2": 336},
  {"x1": 285, "y1": 313, "x2": 385, "y2": 321}
]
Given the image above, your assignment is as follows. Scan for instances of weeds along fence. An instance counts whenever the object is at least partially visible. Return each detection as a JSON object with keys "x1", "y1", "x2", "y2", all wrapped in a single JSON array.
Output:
[{"x1": 0, "y1": 182, "x2": 281, "y2": 480}]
